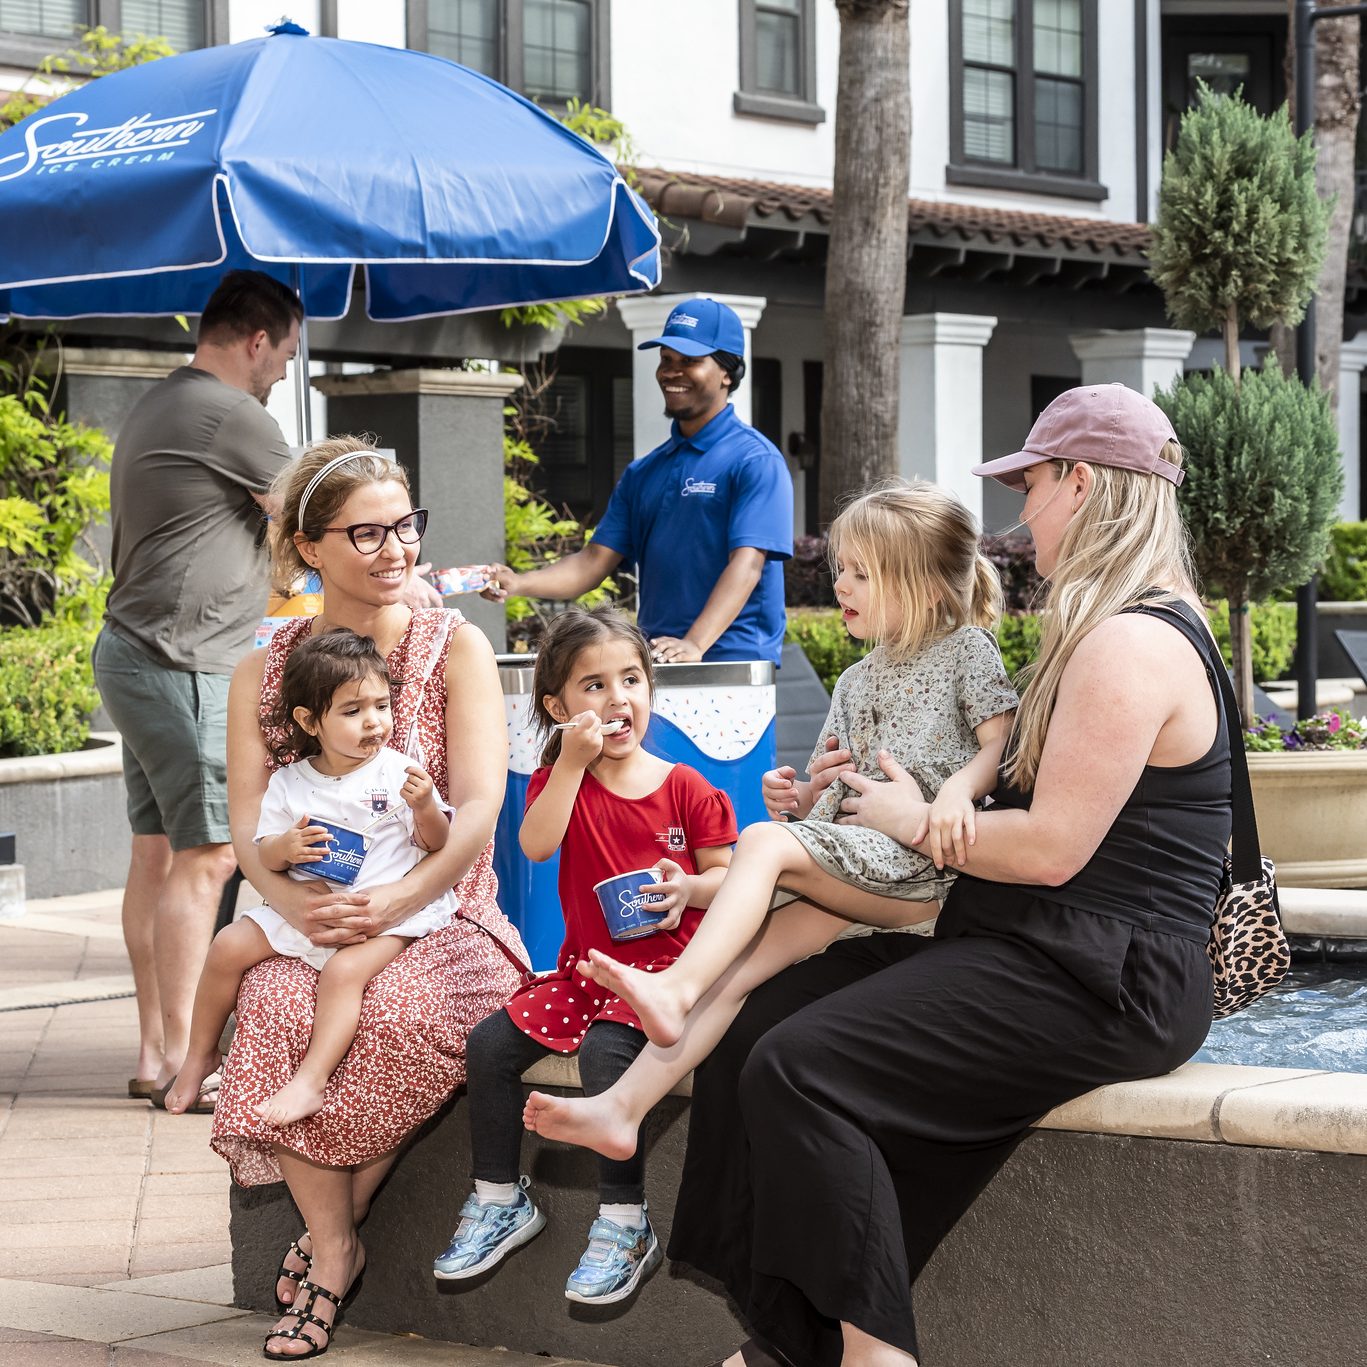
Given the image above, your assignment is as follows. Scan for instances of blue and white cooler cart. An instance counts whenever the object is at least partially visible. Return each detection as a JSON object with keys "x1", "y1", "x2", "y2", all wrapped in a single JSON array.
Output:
[{"x1": 494, "y1": 657, "x2": 777, "y2": 971}]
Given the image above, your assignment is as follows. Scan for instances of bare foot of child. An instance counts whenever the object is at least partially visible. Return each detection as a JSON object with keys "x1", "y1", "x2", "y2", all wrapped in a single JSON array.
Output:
[
  {"x1": 254, "y1": 1076, "x2": 327, "y2": 1127},
  {"x1": 523, "y1": 1089, "x2": 639, "y2": 1161},
  {"x1": 163, "y1": 1047, "x2": 221, "y2": 1114},
  {"x1": 577, "y1": 950, "x2": 692, "y2": 1047}
]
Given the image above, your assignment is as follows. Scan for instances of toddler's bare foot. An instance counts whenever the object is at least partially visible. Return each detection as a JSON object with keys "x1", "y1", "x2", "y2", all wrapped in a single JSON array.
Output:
[
  {"x1": 523, "y1": 1089, "x2": 639, "y2": 1161},
  {"x1": 577, "y1": 949, "x2": 691, "y2": 1047},
  {"x1": 254, "y1": 1076, "x2": 327, "y2": 1127},
  {"x1": 163, "y1": 1048, "x2": 221, "y2": 1114}
]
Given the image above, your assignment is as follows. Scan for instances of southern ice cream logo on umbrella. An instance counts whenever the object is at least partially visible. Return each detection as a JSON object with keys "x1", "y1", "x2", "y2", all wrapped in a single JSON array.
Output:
[{"x1": 0, "y1": 109, "x2": 217, "y2": 181}]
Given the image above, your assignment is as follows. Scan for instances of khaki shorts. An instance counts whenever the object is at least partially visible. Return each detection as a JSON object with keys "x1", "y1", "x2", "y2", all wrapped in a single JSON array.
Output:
[{"x1": 92, "y1": 627, "x2": 231, "y2": 850}]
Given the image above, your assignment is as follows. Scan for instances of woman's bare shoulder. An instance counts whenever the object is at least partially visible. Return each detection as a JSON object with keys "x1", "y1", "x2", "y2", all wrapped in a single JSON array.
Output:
[{"x1": 231, "y1": 645, "x2": 269, "y2": 693}]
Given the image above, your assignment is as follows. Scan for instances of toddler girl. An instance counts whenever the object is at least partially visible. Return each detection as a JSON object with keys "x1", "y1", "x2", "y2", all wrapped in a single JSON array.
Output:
[
  {"x1": 433, "y1": 606, "x2": 736, "y2": 1305},
  {"x1": 524, "y1": 480, "x2": 1019, "y2": 1161},
  {"x1": 166, "y1": 629, "x2": 457, "y2": 1126}
]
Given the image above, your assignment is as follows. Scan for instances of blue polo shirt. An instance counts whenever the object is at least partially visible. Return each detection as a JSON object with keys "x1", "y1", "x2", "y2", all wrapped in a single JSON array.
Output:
[{"x1": 593, "y1": 404, "x2": 793, "y2": 664}]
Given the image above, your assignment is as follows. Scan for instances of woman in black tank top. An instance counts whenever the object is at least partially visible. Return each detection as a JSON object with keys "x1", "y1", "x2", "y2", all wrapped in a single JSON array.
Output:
[{"x1": 664, "y1": 386, "x2": 1232, "y2": 1367}]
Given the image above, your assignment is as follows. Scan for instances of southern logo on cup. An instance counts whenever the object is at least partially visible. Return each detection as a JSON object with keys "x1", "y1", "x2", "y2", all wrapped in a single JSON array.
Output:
[{"x1": 617, "y1": 885, "x2": 662, "y2": 918}]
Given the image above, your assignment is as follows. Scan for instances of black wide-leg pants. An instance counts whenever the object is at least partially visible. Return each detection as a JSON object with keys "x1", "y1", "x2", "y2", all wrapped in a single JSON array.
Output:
[{"x1": 666, "y1": 892, "x2": 1214, "y2": 1367}]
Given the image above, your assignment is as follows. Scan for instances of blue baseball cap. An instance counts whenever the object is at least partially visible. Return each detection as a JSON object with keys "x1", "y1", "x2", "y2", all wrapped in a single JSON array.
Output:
[{"x1": 637, "y1": 297, "x2": 745, "y2": 358}]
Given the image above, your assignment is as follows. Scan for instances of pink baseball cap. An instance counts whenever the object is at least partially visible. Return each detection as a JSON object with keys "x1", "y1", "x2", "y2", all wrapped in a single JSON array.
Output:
[{"x1": 973, "y1": 383, "x2": 1184, "y2": 492}]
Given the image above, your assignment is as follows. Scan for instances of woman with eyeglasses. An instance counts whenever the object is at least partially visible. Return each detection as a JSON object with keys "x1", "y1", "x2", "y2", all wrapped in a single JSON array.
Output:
[{"x1": 209, "y1": 435, "x2": 530, "y2": 1359}]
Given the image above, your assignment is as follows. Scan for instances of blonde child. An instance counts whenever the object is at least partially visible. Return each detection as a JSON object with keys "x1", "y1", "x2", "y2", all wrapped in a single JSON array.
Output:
[
  {"x1": 166, "y1": 629, "x2": 456, "y2": 1126},
  {"x1": 433, "y1": 607, "x2": 736, "y2": 1305},
  {"x1": 524, "y1": 480, "x2": 1019, "y2": 1161}
]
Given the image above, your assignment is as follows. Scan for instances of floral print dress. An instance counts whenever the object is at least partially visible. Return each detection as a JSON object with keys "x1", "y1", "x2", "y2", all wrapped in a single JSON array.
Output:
[
  {"x1": 785, "y1": 626, "x2": 1018, "y2": 914},
  {"x1": 211, "y1": 609, "x2": 529, "y2": 1186}
]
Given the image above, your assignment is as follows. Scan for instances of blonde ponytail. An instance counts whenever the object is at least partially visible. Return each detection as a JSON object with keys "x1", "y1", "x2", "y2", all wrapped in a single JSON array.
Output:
[{"x1": 969, "y1": 552, "x2": 1003, "y2": 629}]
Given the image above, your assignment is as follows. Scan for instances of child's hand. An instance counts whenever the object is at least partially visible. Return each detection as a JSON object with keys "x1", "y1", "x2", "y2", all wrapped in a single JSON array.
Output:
[
  {"x1": 924, "y1": 776, "x2": 977, "y2": 870},
  {"x1": 280, "y1": 815, "x2": 333, "y2": 864},
  {"x1": 762, "y1": 766, "x2": 801, "y2": 821},
  {"x1": 808, "y1": 735, "x2": 853, "y2": 795},
  {"x1": 637, "y1": 859, "x2": 692, "y2": 931},
  {"x1": 557, "y1": 711, "x2": 606, "y2": 768},
  {"x1": 401, "y1": 764, "x2": 437, "y2": 811}
]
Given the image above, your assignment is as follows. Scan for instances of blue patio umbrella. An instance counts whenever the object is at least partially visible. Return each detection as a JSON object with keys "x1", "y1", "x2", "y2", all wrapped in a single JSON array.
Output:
[{"x1": 0, "y1": 21, "x2": 660, "y2": 435}]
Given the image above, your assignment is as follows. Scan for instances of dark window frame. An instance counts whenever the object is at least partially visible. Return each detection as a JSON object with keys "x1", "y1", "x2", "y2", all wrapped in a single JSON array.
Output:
[
  {"x1": 947, "y1": 0, "x2": 1106, "y2": 202},
  {"x1": 0, "y1": 0, "x2": 226, "y2": 66},
  {"x1": 735, "y1": 0, "x2": 824, "y2": 126},
  {"x1": 406, "y1": 0, "x2": 611, "y2": 110}
]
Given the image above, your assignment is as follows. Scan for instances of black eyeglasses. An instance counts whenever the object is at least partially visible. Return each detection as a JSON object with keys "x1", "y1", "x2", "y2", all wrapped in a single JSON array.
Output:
[{"x1": 319, "y1": 509, "x2": 428, "y2": 554}]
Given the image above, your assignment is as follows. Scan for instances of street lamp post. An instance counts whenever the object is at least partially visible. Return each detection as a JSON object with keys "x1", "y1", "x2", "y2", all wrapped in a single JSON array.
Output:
[{"x1": 1292, "y1": 0, "x2": 1367, "y2": 719}]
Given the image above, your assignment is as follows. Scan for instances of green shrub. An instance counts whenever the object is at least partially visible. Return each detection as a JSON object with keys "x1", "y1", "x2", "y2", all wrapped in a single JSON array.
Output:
[
  {"x1": 996, "y1": 613, "x2": 1043, "y2": 683},
  {"x1": 1320, "y1": 522, "x2": 1367, "y2": 602},
  {"x1": 0, "y1": 350, "x2": 112, "y2": 627},
  {"x1": 784, "y1": 609, "x2": 867, "y2": 692},
  {"x1": 0, "y1": 617, "x2": 100, "y2": 756},
  {"x1": 1206, "y1": 599, "x2": 1297, "y2": 683}
]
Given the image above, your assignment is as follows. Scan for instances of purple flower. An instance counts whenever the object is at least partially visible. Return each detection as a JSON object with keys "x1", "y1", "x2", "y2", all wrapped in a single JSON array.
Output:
[
  {"x1": 1328, "y1": 713, "x2": 1343, "y2": 734},
  {"x1": 1283, "y1": 733, "x2": 1304, "y2": 750}
]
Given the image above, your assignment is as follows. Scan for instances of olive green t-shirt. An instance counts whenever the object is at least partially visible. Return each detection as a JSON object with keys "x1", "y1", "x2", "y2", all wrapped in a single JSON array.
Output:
[{"x1": 106, "y1": 366, "x2": 290, "y2": 674}]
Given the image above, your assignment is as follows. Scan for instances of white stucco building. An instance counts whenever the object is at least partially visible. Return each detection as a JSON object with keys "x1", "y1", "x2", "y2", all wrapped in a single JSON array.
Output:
[{"x1": 1, "y1": 0, "x2": 1360, "y2": 535}]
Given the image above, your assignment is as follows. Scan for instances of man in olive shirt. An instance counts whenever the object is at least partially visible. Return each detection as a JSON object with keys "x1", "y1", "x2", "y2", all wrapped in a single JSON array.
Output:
[{"x1": 93, "y1": 270, "x2": 301, "y2": 1110}]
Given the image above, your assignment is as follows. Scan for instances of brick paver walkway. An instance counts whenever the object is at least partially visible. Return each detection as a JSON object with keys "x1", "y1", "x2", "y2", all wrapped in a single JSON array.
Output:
[{"x1": 0, "y1": 891, "x2": 610, "y2": 1366}]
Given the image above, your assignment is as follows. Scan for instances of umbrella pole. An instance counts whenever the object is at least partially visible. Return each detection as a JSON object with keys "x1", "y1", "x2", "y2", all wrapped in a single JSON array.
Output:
[{"x1": 291, "y1": 265, "x2": 313, "y2": 447}]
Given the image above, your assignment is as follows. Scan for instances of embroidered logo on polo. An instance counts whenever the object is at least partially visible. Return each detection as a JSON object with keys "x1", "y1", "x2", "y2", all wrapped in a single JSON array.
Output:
[{"x1": 681, "y1": 477, "x2": 717, "y2": 497}]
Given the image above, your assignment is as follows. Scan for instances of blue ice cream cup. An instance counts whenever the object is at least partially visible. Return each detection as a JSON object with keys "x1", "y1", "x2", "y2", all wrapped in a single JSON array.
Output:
[
  {"x1": 298, "y1": 820, "x2": 368, "y2": 886},
  {"x1": 593, "y1": 868, "x2": 668, "y2": 941}
]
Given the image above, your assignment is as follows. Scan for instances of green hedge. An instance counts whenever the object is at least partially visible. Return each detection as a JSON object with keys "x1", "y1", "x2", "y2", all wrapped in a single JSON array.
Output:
[
  {"x1": 0, "y1": 619, "x2": 100, "y2": 757},
  {"x1": 787, "y1": 599, "x2": 1297, "y2": 696},
  {"x1": 1320, "y1": 522, "x2": 1367, "y2": 602},
  {"x1": 1206, "y1": 599, "x2": 1297, "y2": 683}
]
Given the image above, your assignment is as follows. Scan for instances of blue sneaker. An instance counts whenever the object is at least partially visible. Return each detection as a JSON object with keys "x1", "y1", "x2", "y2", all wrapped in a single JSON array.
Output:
[
  {"x1": 563, "y1": 1211, "x2": 662, "y2": 1304},
  {"x1": 432, "y1": 1181, "x2": 546, "y2": 1280}
]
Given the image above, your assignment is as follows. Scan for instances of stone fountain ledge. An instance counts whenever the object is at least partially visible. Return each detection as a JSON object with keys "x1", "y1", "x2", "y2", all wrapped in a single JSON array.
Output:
[{"x1": 518, "y1": 1053, "x2": 1367, "y2": 1159}]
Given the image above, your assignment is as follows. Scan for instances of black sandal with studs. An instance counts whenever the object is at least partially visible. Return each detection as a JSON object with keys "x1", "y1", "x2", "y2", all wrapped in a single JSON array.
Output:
[
  {"x1": 263, "y1": 1279, "x2": 341, "y2": 1361},
  {"x1": 274, "y1": 1235, "x2": 312, "y2": 1309}
]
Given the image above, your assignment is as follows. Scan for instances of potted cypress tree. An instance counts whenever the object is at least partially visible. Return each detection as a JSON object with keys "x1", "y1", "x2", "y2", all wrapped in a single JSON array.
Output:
[{"x1": 1151, "y1": 84, "x2": 1365, "y2": 888}]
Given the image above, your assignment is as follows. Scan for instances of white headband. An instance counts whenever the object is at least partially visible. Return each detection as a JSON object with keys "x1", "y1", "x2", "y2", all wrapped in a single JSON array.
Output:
[{"x1": 296, "y1": 449, "x2": 397, "y2": 532}]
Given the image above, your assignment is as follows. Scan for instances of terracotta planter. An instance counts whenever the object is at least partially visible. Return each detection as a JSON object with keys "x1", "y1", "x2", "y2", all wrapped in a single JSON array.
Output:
[{"x1": 1247, "y1": 749, "x2": 1367, "y2": 888}]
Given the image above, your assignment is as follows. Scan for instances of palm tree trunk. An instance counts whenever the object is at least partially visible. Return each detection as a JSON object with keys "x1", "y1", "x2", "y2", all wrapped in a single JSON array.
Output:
[
  {"x1": 1287, "y1": 0, "x2": 1362, "y2": 407},
  {"x1": 818, "y1": 0, "x2": 911, "y2": 526}
]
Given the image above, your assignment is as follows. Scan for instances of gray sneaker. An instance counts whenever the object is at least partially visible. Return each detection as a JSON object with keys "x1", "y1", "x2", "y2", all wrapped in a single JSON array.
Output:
[
  {"x1": 563, "y1": 1210, "x2": 661, "y2": 1304},
  {"x1": 433, "y1": 1181, "x2": 546, "y2": 1280}
]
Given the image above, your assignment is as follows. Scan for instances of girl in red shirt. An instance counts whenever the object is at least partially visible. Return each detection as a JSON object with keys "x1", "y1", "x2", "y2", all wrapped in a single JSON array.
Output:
[{"x1": 433, "y1": 607, "x2": 735, "y2": 1305}]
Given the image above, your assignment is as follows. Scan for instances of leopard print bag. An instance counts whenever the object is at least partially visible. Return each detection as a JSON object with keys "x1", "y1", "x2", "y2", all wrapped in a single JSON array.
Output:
[
  {"x1": 1210, "y1": 853, "x2": 1286, "y2": 1019},
  {"x1": 1146, "y1": 603, "x2": 1288, "y2": 1018}
]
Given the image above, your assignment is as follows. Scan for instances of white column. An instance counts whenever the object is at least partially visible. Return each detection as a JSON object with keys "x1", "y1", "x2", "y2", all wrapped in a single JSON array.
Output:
[
  {"x1": 1068, "y1": 327, "x2": 1196, "y2": 397},
  {"x1": 1337, "y1": 335, "x2": 1367, "y2": 523},
  {"x1": 898, "y1": 313, "x2": 998, "y2": 521},
  {"x1": 616, "y1": 292, "x2": 768, "y2": 455}
]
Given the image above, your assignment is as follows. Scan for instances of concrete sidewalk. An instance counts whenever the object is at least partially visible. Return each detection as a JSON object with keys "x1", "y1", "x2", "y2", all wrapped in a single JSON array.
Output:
[{"x1": 0, "y1": 890, "x2": 611, "y2": 1366}]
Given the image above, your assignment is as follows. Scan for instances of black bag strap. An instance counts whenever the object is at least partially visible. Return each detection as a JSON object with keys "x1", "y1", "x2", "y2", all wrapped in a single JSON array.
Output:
[{"x1": 1128, "y1": 600, "x2": 1263, "y2": 882}]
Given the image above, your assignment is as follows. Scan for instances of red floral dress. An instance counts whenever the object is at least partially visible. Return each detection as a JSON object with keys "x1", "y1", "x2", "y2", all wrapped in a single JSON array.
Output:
[
  {"x1": 212, "y1": 609, "x2": 530, "y2": 1186},
  {"x1": 506, "y1": 764, "x2": 737, "y2": 1052}
]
